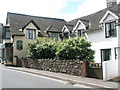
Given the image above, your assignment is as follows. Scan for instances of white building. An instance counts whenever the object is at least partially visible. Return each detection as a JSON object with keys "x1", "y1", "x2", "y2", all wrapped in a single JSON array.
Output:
[{"x1": 62, "y1": 0, "x2": 120, "y2": 80}]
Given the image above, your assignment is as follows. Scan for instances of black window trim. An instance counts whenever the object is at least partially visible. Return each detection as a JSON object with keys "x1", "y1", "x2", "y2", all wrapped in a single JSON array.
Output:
[
  {"x1": 101, "y1": 49, "x2": 111, "y2": 62},
  {"x1": 77, "y1": 29, "x2": 84, "y2": 37},
  {"x1": 105, "y1": 21, "x2": 117, "y2": 38}
]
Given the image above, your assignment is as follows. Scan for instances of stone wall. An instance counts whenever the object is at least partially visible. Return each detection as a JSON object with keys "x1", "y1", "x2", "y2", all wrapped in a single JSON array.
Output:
[{"x1": 21, "y1": 58, "x2": 87, "y2": 76}]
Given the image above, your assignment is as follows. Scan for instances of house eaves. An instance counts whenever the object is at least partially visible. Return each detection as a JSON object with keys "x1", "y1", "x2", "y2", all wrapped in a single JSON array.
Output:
[
  {"x1": 100, "y1": 10, "x2": 119, "y2": 23},
  {"x1": 7, "y1": 12, "x2": 66, "y2": 36},
  {"x1": 22, "y1": 19, "x2": 40, "y2": 30}
]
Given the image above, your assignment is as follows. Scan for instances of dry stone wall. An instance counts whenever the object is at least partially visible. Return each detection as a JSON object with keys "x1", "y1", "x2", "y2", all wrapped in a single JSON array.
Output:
[{"x1": 22, "y1": 58, "x2": 84, "y2": 76}]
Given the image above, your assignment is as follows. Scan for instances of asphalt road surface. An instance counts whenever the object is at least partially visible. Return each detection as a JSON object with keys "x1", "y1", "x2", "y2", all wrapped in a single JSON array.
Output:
[{"x1": 0, "y1": 65, "x2": 87, "y2": 88}]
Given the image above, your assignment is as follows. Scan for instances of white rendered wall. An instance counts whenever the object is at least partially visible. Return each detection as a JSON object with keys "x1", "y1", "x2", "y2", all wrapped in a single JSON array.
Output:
[
  {"x1": 86, "y1": 13, "x2": 119, "y2": 63},
  {"x1": 102, "y1": 60, "x2": 119, "y2": 80},
  {"x1": 87, "y1": 29, "x2": 118, "y2": 63}
]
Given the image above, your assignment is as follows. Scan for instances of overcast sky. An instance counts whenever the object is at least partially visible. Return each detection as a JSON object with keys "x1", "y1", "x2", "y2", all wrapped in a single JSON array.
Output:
[{"x1": 0, "y1": 0, "x2": 120, "y2": 25}]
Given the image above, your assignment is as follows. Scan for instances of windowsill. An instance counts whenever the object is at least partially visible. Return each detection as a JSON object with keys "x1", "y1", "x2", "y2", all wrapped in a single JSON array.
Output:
[
  {"x1": 105, "y1": 36, "x2": 117, "y2": 38},
  {"x1": 28, "y1": 39, "x2": 35, "y2": 40},
  {"x1": 3, "y1": 38, "x2": 11, "y2": 40}
]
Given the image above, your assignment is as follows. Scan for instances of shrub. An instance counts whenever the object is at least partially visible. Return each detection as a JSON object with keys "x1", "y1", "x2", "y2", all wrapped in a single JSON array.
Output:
[
  {"x1": 56, "y1": 37, "x2": 95, "y2": 61},
  {"x1": 28, "y1": 37, "x2": 95, "y2": 62},
  {"x1": 28, "y1": 37, "x2": 58, "y2": 59}
]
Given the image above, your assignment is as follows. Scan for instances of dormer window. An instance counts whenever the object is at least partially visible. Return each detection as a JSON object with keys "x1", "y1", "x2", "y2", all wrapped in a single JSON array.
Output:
[
  {"x1": 77, "y1": 29, "x2": 84, "y2": 37},
  {"x1": 26, "y1": 29, "x2": 36, "y2": 39},
  {"x1": 63, "y1": 32, "x2": 69, "y2": 39},
  {"x1": 50, "y1": 32, "x2": 59, "y2": 41},
  {"x1": 105, "y1": 21, "x2": 117, "y2": 38}
]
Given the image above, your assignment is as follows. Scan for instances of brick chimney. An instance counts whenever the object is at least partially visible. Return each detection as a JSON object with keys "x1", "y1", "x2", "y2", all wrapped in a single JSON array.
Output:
[{"x1": 106, "y1": 0, "x2": 117, "y2": 8}]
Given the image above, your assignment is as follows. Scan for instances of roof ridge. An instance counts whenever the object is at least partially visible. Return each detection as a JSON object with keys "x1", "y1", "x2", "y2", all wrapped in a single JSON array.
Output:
[
  {"x1": 7, "y1": 12, "x2": 66, "y2": 21},
  {"x1": 68, "y1": 8, "x2": 107, "y2": 22},
  {"x1": 81, "y1": 8, "x2": 107, "y2": 19}
]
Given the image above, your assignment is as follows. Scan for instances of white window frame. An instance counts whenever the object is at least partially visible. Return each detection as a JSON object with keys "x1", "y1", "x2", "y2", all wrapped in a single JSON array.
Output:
[
  {"x1": 50, "y1": 33, "x2": 59, "y2": 41},
  {"x1": 26, "y1": 29, "x2": 36, "y2": 39}
]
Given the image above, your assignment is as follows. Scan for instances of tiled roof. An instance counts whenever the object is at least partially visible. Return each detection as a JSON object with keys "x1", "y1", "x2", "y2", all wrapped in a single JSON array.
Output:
[
  {"x1": 65, "y1": 24, "x2": 74, "y2": 33},
  {"x1": 46, "y1": 25, "x2": 62, "y2": 33},
  {"x1": 68, "y1": 4, "x2": 120, "y2": 31},
  {"x1": 7, "y1": 12, "x2": 67, "y2": 36}
]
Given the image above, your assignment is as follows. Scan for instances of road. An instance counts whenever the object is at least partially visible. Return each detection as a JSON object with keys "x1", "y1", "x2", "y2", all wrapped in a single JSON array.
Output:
[{"x1": 0, "y1": 65, "x2": 86, "y2": 88}]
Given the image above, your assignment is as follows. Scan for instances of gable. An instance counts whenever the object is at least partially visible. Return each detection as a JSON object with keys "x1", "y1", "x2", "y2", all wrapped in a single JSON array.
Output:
[
  {"x1": 22, "y1": 20, "x2": 40, "y2": 30},
  {"x1": 73, "y1": 20, "x2": 86, "y2": 32},
  {"x1": 103, "y1": 13, "x2": 117, "y2": 22},
  {"x1": 23, "y1": 22, "x2": 38, "y2": 35},
  {"x1": 100, "y1": 11, "x2": 119, "y2": 23},
  {"x1": 7, "y1": 12, "x2": 66, "y2": 36},
  {"x1": 62, "y1": 26, "x2": 70, "y2": 33},
  {"x1": 24, "y1": 22, "x2": 38, "y2": 30},
  {"x1": 77, "y1": 23, "x2": 85, "y2": 30}
]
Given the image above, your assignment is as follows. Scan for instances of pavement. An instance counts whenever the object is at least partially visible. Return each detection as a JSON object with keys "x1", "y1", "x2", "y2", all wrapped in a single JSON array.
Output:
[{"x1": 2, "y1": 65, "x2": 120, "y2": 89}]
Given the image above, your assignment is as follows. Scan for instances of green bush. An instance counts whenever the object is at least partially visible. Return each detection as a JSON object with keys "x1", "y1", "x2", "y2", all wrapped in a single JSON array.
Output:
[
  {"x1": 56, "y1": 37, "x2": 95, "y2": 61},
  {"x1": 28, "y1": 37, "x2": 57, "y2": 59},
  {"x1": 28, "y1": 37, "x2": 95, "y2": 62}
]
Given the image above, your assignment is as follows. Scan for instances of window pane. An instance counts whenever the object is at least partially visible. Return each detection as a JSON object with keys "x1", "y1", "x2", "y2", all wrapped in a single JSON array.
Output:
[
  {"x1": 5, "y1": 28, "x2": 11, "y2": 39},
  {"x1": 27, "y1": 29, "x2": 36, "y2": 39},
  {"x1": 101, "y1": 49, "x2": 111, "y2": 61},
  {"x1": 111, "y1": 22, "x2": 116, "y2": 36},
  {"x1": 63, "y1": 32, "x2": 69, "y2": 39},
  {"x1": 77, "y1": 30, "x2": 81, "y2": 37},
  {"x1": 105, "y1": 21, "x2": 116, "y2": 38},
  {"x1": 50, "y1": 33, "x2": 58, "y2": 40},
  {"x1": 6, "y1": 31, "x2": 11, "y2": 38},
  {"x1": 111, "y1": 22, "x2": 115, "y2": 30},
  {"x1": 114, "y1": 48, "x2": 117, "y2": 59},
  {"x1": 105, "y1": 23, "x2": 110, "y2": 37}
]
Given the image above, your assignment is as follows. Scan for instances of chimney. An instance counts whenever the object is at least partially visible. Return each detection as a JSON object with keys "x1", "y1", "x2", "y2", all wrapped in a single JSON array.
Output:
[{"x1": 106, "y1": 0, "x2": 117, "y2": 8}]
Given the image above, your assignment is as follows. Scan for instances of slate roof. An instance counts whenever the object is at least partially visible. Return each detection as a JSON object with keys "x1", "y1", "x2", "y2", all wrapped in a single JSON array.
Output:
[
  {"x1": 0, "y1": 23, "x2": 3, "y2": 43},
  {"x1": 7, "y1": 12, "x2": 67, "y2": 36},
  {"x1": 46, "y1": 25, "x2": 62, "y2": 33},
  {"x1": 65, "y1": 24, "x2": 74, "y2": 33},
  {"x1": 68, "y1": 4, "x2": 120, "y2": 32}
]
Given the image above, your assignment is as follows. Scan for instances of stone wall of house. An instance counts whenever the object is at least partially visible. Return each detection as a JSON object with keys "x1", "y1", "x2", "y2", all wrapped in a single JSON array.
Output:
[{"x1": 21, "y1": 58, "x2": 86, "y2": 76}]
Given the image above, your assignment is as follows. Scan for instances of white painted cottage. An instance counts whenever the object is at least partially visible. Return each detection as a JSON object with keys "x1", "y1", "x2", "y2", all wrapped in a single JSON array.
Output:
[{"x1": 62, "y1": 0, "x2": 120, "y2": 80}]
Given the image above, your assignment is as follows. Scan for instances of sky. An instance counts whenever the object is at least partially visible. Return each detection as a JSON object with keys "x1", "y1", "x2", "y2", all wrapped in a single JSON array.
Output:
[{"x1": 0, "y1": 0, "x2": 120, "y2": 25}]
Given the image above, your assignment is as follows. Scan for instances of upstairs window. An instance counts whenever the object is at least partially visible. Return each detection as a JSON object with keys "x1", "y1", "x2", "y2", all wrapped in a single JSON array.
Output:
[
  {"x1": 26, "y1": 29, "x2": 36, "y2": 39},
  {"x1": 63, "y1": 32, "x2": 69, "y2": 39},
  {"x1": 17, "y1": 40, "x2": 23, "y2": 50},
  {"x1": 77, "y1": 30, "x2": 81, "y2": 37},
  {"x1": 50, "y1": 33, "x2": 59, "y2": 41},
  {"x1": 105, "y1": 21, "x2": 116, "y2": 38},
  {"x1": 4, "y1": 27, "x2": 11, "y2": 39},
  {"x1": 77, "y1": 29, "x2": 84, "y2": 37}
]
